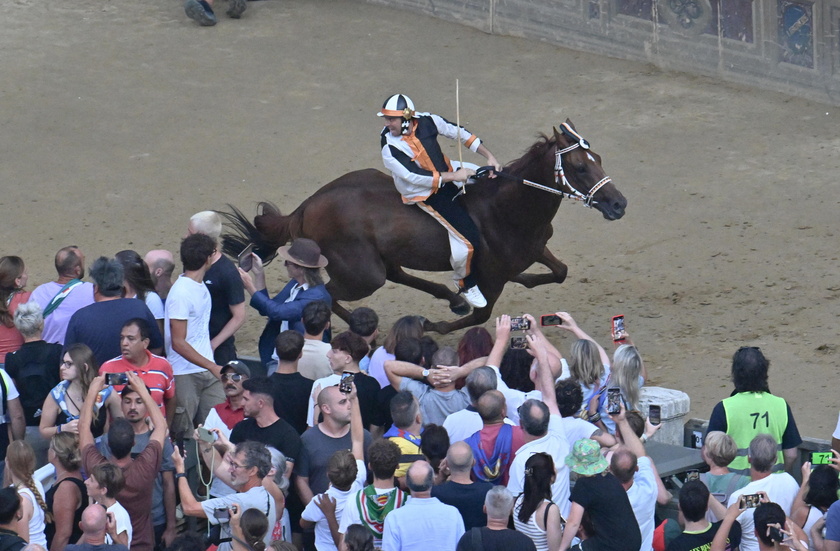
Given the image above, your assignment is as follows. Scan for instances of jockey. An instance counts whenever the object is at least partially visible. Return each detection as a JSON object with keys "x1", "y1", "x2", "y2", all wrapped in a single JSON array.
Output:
[{"x1": 378, "y1": 93, "x2": 502, "y2": 309}]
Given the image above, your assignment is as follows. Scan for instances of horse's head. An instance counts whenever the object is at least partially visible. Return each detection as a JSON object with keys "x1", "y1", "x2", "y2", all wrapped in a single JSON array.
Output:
[{"x1": 552, "y1": 119, "x2": 627, "y2": 220}]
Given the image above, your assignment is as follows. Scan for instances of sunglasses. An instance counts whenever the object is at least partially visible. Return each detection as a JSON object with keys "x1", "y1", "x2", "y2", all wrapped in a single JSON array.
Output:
[{"x1": 222, "y1": 373, "x2": 245, "y2": 382}]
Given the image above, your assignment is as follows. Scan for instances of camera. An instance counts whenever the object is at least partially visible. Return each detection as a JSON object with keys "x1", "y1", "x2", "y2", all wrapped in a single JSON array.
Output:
[
  {"x1": 812, "y1": 451, "x2": 833, "y2": 465},
  {"x1": 213, "y1": 507, "x2": 230, "y2": 523},
  {"x1": 238, "y1": 244, "x2": 255, "y2": 272},
  {"x1": 339, "y1": 372, "x2": 355, "y2": 393},
  {"x1": 648, "y1": 405, "x2": 661, "y2": 426},
  {"x1": 197, "y1": 427, "x2": 217, "y2": 443},
  {"x1": 509, "y1": 336, "x2": 528, "y2": 349},
  {"x1": 611, "y1": 315, "x2": 627, "y2": 343},
  {"x1": 607, "y1": 387, "x2": 621, "y2": 415},
  {"x1": 540, "y1": 314, "x2": 562, "y2": 326},
  {"x1": 742, "y1": 494, "x2": 761, "y2": 508},
  {"x1": 105, "y1": 372, "x2": 129, "y2": 386},
  {"x1": 510, "y1": 317, "x2": 530, "y2": 331}
]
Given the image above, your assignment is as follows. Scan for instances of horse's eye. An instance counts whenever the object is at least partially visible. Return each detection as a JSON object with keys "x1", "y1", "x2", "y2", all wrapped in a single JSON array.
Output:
[{"x1": 576, "y1": 163, "x2": 588, "y2": 174}]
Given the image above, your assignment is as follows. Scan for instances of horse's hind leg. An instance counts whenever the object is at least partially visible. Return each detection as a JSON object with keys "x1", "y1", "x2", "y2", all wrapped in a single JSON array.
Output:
[
  {"x1": 422, "y1": 286, "x2": 502, "y2": 334},
  {"x1": 331, "y1": 301, "x2": 353, "y2": 325},
  {"x1": 511, "y1": 247, "x2": 568, "y2": 289},
  {"x1": 385, "y1": 265, "x2": 471, "y2": 316}
]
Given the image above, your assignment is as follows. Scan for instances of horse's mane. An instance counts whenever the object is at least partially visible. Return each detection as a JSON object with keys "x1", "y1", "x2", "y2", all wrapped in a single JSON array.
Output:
[{"x1": 505, "y1": 134, "x2": 555, "y2": 175}]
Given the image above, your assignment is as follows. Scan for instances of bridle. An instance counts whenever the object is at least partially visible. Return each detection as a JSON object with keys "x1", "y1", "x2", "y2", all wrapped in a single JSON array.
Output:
[{"x1": 504, "y1": 122, "x2": 613, "y2": 208}]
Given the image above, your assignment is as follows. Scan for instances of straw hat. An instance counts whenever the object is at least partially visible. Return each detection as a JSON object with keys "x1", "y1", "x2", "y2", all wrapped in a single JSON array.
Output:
[
  {"x1": 276, "y1": 238, "x2": 328, "y2": 269},
  {"x1": 565, "y1": 438, "x2": 608, "y2": 476}
]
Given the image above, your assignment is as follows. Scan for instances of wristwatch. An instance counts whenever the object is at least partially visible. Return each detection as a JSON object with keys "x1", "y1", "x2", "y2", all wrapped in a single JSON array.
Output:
[{"x1": 421, "y1": 369, "x2": 430, "y2": 378}]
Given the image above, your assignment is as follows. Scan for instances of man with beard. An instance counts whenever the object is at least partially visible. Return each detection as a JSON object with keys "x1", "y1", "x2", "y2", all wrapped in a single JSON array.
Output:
[{"x1": 97, "y1": 386, "x2": 177, "y2": 549}]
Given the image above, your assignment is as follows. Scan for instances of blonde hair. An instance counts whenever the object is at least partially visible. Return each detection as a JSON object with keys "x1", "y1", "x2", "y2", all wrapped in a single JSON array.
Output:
[
  {"x1": 568, "y1": 339, "x2": 603, "y2": 386},
  {"x1": 7, "y1": 441, "x2": 52, "y2": 523},
  {"x1": 189, "y1": 211, "x2": 222, "y2": 241},
  {"x1": 50, "y1": 432, "x2": 82, "y2": 471},
  {"x1": 703, "y1": 431, "x2": 738, "y2": 467},
  {"x1": 611, "y1": 344, "x2": 644, "y2": 409}
]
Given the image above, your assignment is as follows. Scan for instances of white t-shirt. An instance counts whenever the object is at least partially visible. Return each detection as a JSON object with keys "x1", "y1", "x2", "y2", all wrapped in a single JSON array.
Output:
[
  {"x1": 106, "y1": 501, "x2": 133, "y2": 547},
  {"x1": 486, "y1": 365, "x2": 542, "y2": 426},
  {"x1": 144, "y1": 292, "x2": 165, "y2": 320},
  {"x1": 307, "y1": 373, "x2": 341, "y2": 427},
  {"x1": 626, "y1": 457, "x2": 658, "y2": 551},
  {"x1": 164, "y1": 275, "x2": 213, "y2": 376},
  {"x1": 507, "y1": 414, "x2": 572, "y2": 518},
  {"x1": 0, "y1": 370, "x2": 20, "y2": 422},
  {"x1": 728, "y1": 473, "x2": 801, "y2": 551},
  {"x1": 832, "y1": 411, "x2": 840, "y2": 439},
  {"x1": 301, "y1": 459, "x2": 367, "y2": 551},
  {"x1": 297, "y1": 340, "x2": 333, "y2": 381},
  {"x1": 559, "y1": 416, "x2": 598, "y2": 447},
  {"x1": 203, "y1": 407, "x2": 236, "y2": 498}
]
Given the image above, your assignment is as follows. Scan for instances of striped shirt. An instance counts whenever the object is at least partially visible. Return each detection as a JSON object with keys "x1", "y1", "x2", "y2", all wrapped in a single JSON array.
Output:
[{"x1": 99, "y1": 351, "x2": 175, "y2": 414}]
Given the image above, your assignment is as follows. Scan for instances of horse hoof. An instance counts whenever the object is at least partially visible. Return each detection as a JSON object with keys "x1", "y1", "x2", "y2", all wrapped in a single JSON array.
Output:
[{"x1": 450, "y1": 300, "x2": 471, "y2": 316}]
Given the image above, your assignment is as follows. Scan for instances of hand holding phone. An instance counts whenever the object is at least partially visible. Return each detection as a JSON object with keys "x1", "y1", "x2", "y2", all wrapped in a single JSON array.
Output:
[
  {"x1": 607, "y1": 387, "x2": 621, "y2": 415},
  {"x1": 510, "y1": 317, "x2": 531, "y2": 331},
  {"x1": 540, "y1": 314, "x2": 563, "y2": 327},
  {"x1": 648, "y1": 405, "x2": 661, "y2": 426},
  {"x1": 339, "y1": 372, "x2": 355, "y2": 393},
  {"x1": 611, "y1": 315, "x2": 627, "y2": 344},
  {"x1": 105, "y1": 372, "x2": 129, "y2": 386},
  {"x1": 238, "y1": 244, "x2": 255, "y2": 272},
  {"x1": 811, "y1": 451, "x2": 833, "y2": 465},
  {"x1": 197, "y1": 426, "x2": 218, "y2": 443}
]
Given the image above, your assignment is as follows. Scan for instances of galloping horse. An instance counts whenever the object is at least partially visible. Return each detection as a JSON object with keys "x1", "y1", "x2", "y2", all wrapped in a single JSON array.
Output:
[{"x1": 220, "y1": 120, "x2": 627, "y2": 334}]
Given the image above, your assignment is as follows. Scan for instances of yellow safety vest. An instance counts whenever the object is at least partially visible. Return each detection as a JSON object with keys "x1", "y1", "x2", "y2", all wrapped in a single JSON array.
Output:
[{"x1": 722, "y1": 392, "x2": 788, "y2": 474}]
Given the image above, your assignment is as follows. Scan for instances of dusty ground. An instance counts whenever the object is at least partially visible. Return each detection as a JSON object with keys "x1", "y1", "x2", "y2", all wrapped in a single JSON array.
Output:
[{"x1": 2, "y1": 0, "x2": 838, "y2": 438}]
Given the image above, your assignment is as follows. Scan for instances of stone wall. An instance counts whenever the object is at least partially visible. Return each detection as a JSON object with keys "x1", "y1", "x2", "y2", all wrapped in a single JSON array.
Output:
[{"x1": 365, "y1": 0, "x2": 840, "y2": 105}]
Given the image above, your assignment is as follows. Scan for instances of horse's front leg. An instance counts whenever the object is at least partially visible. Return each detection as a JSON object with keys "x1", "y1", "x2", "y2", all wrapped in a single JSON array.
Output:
[
  {"x1": 510, "y1": 247, "x2": 568, "y2": 288},
  {"x1": 423, "y1": 289, "x2": 500, "y2": 334},
  {"x1": 386, "y1": 265, "x2": 471, "y2": 316}
]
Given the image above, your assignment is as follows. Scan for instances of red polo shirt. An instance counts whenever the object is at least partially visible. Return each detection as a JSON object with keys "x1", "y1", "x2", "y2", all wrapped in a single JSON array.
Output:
[{"x1": 100, "y1": 350, "x2": 175, "y2": 414}]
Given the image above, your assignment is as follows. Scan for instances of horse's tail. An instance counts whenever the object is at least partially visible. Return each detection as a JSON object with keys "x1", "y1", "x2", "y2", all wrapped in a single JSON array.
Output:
[{"x1": 218, "y1": 202, "x2": 290, "y2": 262}]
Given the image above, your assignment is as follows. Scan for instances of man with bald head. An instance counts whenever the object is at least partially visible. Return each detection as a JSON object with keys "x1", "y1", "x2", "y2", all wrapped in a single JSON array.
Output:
[
  {"x1": 382, "y1": 460, "x2": 465, "y2": 551},
  {"x1": 143, "y1": 250, "x2": 175, "y2": 301},
  {"x1": 432, "y1": 442, "x2": 493, "y2": 530},
  {"x1": 296, "y1": 385, "x2": 372, "y2": 507},
  {"x1": 31, "y1": 246, "x2": 95, "y2": 344},
  {"x1": 66, "y1": 504, "x2": 129, "y2": 551},
  {"x1": 464, "y1": 390, "x2": 524, "y2": 485}
]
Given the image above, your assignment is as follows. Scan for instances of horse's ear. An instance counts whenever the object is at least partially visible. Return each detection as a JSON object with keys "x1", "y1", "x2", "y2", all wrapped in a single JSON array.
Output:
[
  {"x1": 565, "y1": 118, "x2": 575, "y2": 129},
  {"x1": 552, "y1": 126, "x2": 562, "y2": 141}
]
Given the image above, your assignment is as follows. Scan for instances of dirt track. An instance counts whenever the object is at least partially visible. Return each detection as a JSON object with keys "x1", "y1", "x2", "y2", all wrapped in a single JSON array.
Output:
[{"x1": 2, "y1": 0, "x2": 839, "y2": 437}]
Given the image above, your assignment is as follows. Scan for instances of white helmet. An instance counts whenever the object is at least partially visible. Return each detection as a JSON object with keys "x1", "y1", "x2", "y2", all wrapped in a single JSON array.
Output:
[{"x1": 378, "y1": 94, "x2": 417, "y2": 134}]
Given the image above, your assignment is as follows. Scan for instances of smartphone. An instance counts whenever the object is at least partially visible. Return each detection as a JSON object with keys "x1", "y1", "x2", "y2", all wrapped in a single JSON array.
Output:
[
  {"x1": 105, "y1": 372, "x2": 129, "y2": 386},
  {"x1": 742, "y1": 494, "x2": 761, "y2": 508},
  {"x1": 510, "y1": 336, "x2": 528, "y2": 349},
  {"x1": 197, "y1": 426, "x2": 217, "y2": 443},
  {"x1": 648, "y1": 405, "x2": 661, "y2": 426},
  {"x1": 339, "y1": 372, "x2": 355, "y2": 393},
  {"x1": 768, "y1": 526, "x2": 784, "y2": 542},
  {"x1": 510, "y1": 317, "x2": 531, "y2": 331},
  {"x1": 812, "y1": 451, "x2": 833, "y2": 465},
  {"x1": 607, "y1": 387, "x2": 621, "y2": 415},
  {"x1": 214, "y1": 507, "x2": 230, "y2": 523},
  {"x1": 238, "y1": 243, "x2": 255, "y2": 272},
  {"x1": 175, "y1": 437, "x2": 186, "y2": 458},
  {"x1": 685, "y1": 469, "x2": 700, "y2": 482},
  {"x1": 612, "y1": 315, "x2": 626, "y2": 343},
  {"x1": 540, "y1": 314, "x2": 562, "y2": 327}
]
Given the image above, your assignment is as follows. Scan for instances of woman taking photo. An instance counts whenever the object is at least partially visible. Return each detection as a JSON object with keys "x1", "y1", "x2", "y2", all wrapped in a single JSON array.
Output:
[
  {"x1": 45, "y1": 432, "x2": 88, "y2": 551},
  {"x1": 7, "y1": 440, "x2": 49, "y2": 546},
  {"x1": 513, "y1": 452, "x2": 564, "y2": 551},
  {"x1": 0, "y1": 256, "x2": 31, "y2": 368},
  {"x1": 38, "y1": 344, "x2": 121, "y2": 440}
]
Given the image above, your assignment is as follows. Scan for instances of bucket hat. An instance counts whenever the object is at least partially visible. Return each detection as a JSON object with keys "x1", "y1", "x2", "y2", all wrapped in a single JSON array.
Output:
[{"x1": 565, "y1": 438, "x2": 608, "y2": 476}]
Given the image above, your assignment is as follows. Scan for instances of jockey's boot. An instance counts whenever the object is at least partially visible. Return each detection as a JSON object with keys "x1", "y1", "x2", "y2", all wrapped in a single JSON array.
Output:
[{"x1": 462, "y1": 285, "x2": 487, "y2": 309}]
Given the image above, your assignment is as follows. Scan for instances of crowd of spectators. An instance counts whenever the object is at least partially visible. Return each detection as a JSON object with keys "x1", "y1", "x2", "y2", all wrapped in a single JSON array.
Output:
[{"x1": 0, "y1": 210, "x2": 836, "y2": 551}]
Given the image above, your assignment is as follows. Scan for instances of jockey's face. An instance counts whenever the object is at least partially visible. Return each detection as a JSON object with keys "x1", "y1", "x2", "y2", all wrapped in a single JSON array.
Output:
[{"x1": 383, "y1": 116, "x2": 404, "y2": 137}]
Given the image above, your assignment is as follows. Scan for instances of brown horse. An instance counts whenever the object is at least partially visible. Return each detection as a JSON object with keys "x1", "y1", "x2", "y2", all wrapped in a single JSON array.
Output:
[{"x1": 220, "y1": 120, "x2": 627, "y2": 334}]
